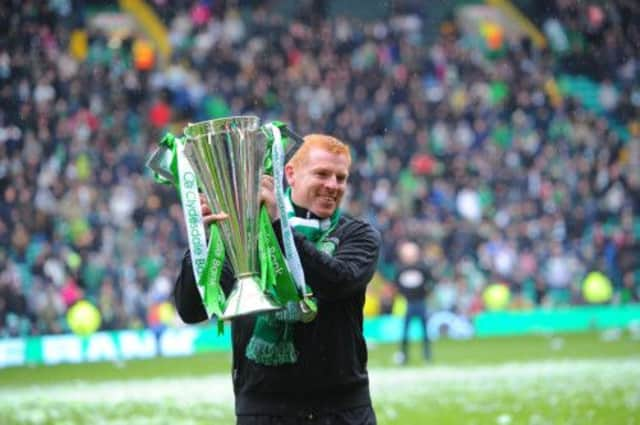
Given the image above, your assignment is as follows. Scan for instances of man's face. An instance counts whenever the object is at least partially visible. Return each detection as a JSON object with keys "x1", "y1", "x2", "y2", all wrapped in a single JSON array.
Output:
[{"x1": 285, "y1": 147, "x2": 350, "y2": 218}]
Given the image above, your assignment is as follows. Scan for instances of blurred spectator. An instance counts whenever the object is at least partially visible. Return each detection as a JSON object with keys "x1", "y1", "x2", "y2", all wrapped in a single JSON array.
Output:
[{"x1": 393, "y1": 241, "x2": 434, "y2": 365}]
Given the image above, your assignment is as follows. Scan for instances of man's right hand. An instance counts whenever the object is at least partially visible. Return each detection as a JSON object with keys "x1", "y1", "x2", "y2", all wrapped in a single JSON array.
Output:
[{"x1": 200, "y1": 193, "x2": 228, "y2": 226}]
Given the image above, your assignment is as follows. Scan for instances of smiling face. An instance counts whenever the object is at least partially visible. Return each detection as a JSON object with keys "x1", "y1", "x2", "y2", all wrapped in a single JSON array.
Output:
[{"x1": 285, "y1": 146, "x2": 350, "y2": 218}]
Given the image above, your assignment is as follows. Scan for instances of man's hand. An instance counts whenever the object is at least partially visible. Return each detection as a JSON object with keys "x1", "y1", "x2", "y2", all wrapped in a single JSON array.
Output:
[
  {"x1": 260, "y1": 175, "x2": 278, "y2": 221},
  {"x1": 200, "y1": 193, "x2": 228, "y2": 226}
]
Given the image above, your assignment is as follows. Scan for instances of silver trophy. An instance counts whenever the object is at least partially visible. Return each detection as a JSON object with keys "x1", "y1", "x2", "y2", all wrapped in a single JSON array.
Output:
[{"x1": 183, "y1": 116, "x2": 281, "y2": 320}]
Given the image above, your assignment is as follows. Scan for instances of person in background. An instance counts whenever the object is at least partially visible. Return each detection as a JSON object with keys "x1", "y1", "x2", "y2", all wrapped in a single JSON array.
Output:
[
  {"x1": 174, "y1": 134, "x2": 381, "y2": 425},
  {"x1": 393, "y1": 240, "x2": 434, "y2": 365}
]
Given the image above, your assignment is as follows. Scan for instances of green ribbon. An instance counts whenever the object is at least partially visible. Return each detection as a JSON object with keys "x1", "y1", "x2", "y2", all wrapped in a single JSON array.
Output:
[{"x1": 258, "y1": 207, "x2": 298, "y2": 304}]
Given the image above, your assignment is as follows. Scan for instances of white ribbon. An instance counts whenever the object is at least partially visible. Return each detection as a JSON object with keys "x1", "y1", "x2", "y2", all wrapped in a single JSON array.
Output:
[
  {"x1": 267, "y1": 124, "x2": 308, "y2": 297},
  {"x1": 176, "y1": 142, "x2": 211, "y2": 312}
]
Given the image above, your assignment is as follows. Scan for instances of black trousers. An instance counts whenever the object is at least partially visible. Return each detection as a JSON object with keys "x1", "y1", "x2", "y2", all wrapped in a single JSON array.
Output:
[
  {"x1": 236, "y1": 405, "x2": 377, "y2": 425},
  {"x1": 401, "y1": 300, "x2": 431, "y2": 360}
]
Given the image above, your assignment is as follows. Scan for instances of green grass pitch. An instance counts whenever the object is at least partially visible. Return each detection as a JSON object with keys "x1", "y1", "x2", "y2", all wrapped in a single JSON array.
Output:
[{"x1": 0, "y1": 331, "x2": 639, "y2": 424}]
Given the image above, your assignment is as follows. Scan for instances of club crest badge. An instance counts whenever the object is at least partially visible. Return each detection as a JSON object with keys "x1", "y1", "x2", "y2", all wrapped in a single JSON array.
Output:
[{"x1": 318, "y1": 237, "x2": 339, "y2": 256}]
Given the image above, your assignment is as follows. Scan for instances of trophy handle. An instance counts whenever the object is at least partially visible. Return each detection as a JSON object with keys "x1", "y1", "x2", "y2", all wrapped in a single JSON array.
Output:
[
  {"x1": 281, "y1": 126, "x2": 304, "y2": 164},
  {"x1": 146, "y1": 145, "x2": 176, "y2": 185}
]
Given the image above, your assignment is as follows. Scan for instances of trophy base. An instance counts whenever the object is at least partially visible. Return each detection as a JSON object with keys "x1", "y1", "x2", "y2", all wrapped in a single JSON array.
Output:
[{"x1": 220, "y1": 274, "x2": 282, "y2": 320}]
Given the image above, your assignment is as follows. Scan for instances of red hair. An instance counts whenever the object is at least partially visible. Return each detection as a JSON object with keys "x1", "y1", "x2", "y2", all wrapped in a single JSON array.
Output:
[{"x1": 288, "y1": 134, "x2": 352, "y2": 168}]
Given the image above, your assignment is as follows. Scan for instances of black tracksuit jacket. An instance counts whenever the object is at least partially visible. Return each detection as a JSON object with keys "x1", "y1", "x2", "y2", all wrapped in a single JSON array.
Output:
[{"x1": 174, "y1": 214, "x2": 381, "y2": 417}]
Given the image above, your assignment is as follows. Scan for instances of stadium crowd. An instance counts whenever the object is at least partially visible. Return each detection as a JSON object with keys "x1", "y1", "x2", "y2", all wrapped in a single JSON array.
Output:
[{"x1": 0, "y1": 0, "x2": 638, "y2": 336}]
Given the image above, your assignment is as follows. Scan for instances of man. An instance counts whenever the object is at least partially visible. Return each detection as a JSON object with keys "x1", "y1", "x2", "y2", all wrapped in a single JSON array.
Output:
[
  {"x1": 174, "y1": 134, "x2": 381, "y2": 424},
  {"x1": 393, "y1": 240, "x2": 433, "y2": 365}
]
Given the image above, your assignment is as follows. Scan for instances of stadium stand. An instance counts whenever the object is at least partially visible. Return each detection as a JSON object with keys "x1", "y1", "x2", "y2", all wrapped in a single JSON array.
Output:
[{"x1": 0, "y1": 0, "x2": 638, "y2": 336}]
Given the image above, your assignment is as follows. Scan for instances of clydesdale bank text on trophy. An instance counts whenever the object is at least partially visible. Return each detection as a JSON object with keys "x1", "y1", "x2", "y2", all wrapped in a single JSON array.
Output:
[{"x1": 147, "y1": 116, "x2": 316, "y2": 327}]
